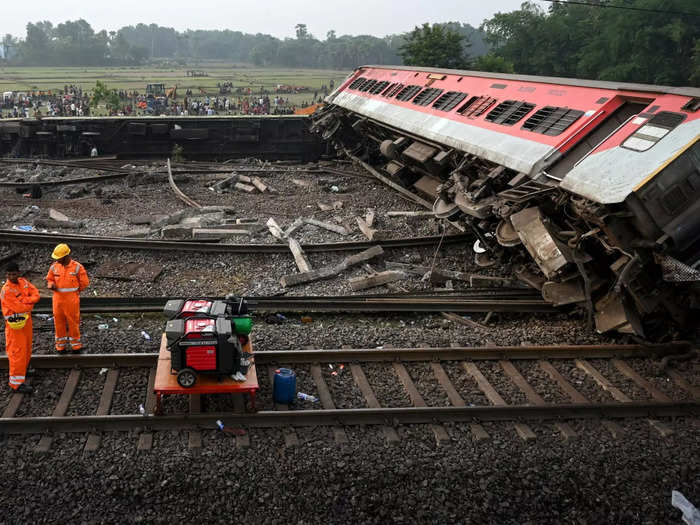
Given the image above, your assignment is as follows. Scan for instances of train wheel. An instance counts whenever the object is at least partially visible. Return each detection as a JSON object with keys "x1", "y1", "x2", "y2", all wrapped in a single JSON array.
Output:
[{"x1": 177, "y1": 368, "x2": 197, "y2": 388}]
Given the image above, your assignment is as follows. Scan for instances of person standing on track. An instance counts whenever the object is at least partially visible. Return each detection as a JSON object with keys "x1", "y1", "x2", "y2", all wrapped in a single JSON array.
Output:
[
  {"x1": 1, "y1": 262, "x2": 40, "y2": 393},
  {"x1": 46, "y1": 243, "x2": 89, "y2": 354}
]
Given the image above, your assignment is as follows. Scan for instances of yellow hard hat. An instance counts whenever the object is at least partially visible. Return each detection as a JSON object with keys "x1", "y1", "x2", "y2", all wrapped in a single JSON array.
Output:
[
  {"x1": 52, "y1": 243, "x2": 71, "y2": 260},
  {"x1": 7, "y1": 313, "x2": 28, "y2": 330}
]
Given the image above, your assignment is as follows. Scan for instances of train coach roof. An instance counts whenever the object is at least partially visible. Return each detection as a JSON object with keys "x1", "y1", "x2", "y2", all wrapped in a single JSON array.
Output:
[{"x1": 361, "y1": 65, "x2": 700, "y2": 98}]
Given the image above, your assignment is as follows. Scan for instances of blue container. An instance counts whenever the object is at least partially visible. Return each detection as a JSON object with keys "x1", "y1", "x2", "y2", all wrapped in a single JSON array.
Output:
[{"x1": 273, "y1": 368, "x2": 297, "y2": 404}]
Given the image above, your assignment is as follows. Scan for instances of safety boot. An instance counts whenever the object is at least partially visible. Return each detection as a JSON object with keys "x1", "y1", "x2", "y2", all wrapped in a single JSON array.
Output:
[{"x1": 16, "y1": 384, "x2": 33, "y2": 394}]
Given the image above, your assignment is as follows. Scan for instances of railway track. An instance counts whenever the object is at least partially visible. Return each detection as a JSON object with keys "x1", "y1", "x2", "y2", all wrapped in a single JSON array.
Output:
[
  {"x1": 1, "y1": 343, "x2": 696, "y2": 451},
  {"x1": 0, "y1": 229, "x2": 472, "y2": 253},
  {"x1": 33, "y1": 291, "x2": 552, "y2": 314}
]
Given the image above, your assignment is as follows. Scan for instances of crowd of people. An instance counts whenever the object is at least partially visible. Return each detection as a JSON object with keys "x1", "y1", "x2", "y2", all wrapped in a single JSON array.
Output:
[
  {"x1": 1, "y1": 84, "x2": 91, "y2": 118},
  {"x1": 1, "y1": 82, "x2": 329, "y2": 118}
]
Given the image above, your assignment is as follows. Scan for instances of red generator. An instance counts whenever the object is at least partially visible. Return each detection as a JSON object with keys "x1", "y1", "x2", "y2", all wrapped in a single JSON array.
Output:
[{"x1": 164, "y1": 297, "x2": 253, "y2": 388}]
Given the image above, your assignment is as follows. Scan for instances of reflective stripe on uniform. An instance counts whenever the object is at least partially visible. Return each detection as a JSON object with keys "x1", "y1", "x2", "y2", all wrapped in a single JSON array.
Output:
[
  {"x1": 56, "y1": 287, "x2": 79, "y2": 292},
  {"x1": 55, "y1": 336, "x2": 68, "y2": 341},
  {"x1": 69, "y1": 263, "x2": 81, "y2": 276}
]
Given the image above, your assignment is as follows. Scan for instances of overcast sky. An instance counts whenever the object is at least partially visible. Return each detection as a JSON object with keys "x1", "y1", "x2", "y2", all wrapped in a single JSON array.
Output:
[{"x1": 2, "y1": 0, "x2": 546, "y2": 39}]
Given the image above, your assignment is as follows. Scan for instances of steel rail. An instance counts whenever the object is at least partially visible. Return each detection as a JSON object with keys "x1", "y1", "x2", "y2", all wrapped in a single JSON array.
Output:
[
  {"x1": 1, "y1": 402, "x2": 695, "y2": 434},
  {"x1": 0, "y1": 230, "x2": 471, "y2": 253},
  {"x1": 0, "y1": 343, "x2": 689, "y2": 369},
  {"x1": 33, "y1": 292, "x2": 550, "y2": 314}
]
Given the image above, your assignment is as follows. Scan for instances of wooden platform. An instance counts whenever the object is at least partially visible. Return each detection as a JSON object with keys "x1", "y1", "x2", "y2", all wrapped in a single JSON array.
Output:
[{"x1": 154, "y1": 334, "x2": 258, "y2": 413}]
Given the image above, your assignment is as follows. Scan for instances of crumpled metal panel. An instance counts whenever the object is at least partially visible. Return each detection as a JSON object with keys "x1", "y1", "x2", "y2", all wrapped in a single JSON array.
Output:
[
  {"x1": 510, "y1": 207, "x2": 570, "y2": 278},
  {"x1": 560, "y1": 119, "x2": 700, "y2": 204}
]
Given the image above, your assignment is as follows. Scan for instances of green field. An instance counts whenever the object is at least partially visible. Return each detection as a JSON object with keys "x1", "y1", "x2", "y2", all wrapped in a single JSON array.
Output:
[{"x1": 0, "y1": 63, "x2": 350, "y2": 109}]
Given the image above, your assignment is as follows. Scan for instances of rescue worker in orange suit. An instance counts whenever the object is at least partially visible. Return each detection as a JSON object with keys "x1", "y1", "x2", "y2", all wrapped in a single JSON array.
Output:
[
  {"x1": 46, "y1": 244, "x2": 89, "y2": 354},
  {"x1": 1, "y1": 262, "x2": 40, "y2": 393}
]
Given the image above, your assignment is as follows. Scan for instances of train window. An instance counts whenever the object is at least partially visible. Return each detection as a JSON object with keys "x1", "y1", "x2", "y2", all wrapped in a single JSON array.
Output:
[
  {"x1": 457, "y1": 96, "x2": 498, "y2": 118},
  {"x1": 521, "y1": 106, "x2": 584, "y2": 136},
  {"x1": 412, "y1": 88, "x2": 444, "y2": 106},
  {"x1": 682, "y1": 98, "x2": 700, "y2": 112},
  {"x1": 358, "y1": 79, "x2": 377, "y2": 92},
  {"x1": 395, "y1": 85, "x2": 422, "y2": 101},
  {"x1": 349, "y1": 77, "x2": 367, "y2": 90},
  {"x1": 485, "y1": 100, "x2": 536, "y2": 125},
  {"x1": 369, "y1": 81, "x2": 390, "y2": 95},
  {"x1": 622, "y1": 111, "x2": 687, "y2": 152},
  {"x1": 383, "y1": 83, "x2": 404, "y2": 97},
  {"x1": 433, "y1": 91, "x2": 468, "y2": 112}
]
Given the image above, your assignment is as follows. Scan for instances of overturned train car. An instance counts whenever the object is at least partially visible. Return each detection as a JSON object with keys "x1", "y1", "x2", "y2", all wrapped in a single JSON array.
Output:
[{"x1": 312, "y1": 65, "x2": 700, "y2": 337}]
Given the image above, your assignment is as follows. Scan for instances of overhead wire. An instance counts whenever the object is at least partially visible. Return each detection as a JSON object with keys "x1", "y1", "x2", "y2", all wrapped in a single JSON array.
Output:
[{"x1": 542, "y1": 0, "x2": 700, "y2": 18}]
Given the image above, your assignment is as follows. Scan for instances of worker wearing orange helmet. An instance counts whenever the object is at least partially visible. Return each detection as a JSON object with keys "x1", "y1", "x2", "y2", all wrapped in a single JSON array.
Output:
[
  {"x1": 1, "y1": 261, "x2": 40, "y2": 393},
  {"x1": 46, "y1": 243, "x2": 89, "y2": 354}
]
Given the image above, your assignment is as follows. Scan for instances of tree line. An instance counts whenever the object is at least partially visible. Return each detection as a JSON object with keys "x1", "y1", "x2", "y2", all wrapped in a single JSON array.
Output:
[
  {"x1": 477, "y1": 0, "x2": 699, "y2": 86},
  {"x1": 0, "y1": 20, "x2": 486, "y2": 70},
  {"x1": 1, "y1": 1, "x2": 696, "y2": 87}
]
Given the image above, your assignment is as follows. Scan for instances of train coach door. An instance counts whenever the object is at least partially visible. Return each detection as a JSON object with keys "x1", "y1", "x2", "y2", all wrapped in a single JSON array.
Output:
[{"x1": 548, "y1": 100, "x2": 650, "y2": 180}]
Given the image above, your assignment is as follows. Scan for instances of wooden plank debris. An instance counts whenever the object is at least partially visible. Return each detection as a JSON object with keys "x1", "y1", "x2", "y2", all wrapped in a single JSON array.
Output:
[
  {"x1": 288, "y1": 238, "x2": 311, "y2": 273},
  {"x1": 281, "y1": 245, "x2": 384, "y2": 288},
  {"x1": 356, "y1": 216, "x2": 377, "y2": 241},
  {"x1": 233, "y1": 182, "x2": 256, "y2": 193},
  {"x1": 191, "y1": 228, "x2": 252, "y2": 240},
  {"x1": 292, "y1": 178, "x2": 313, "y2": 188},
  {"x1": 266, "y1": 217, "x2": 287, "y2": 240},
  {"x1": 365, "y1": 209, "x2": 375, "y2": 227},
  {"x1": 386, "y1": 261, "x2": 471, "y2": 282},
  {"x1": 386, "y1": 211, "x2": 436, "y2": 218},
  {"x1": 349, "y1": 270, "x2": 406, "y2": 291},
  {"x1": 304, "y1": 218, "x2": 348, "y2": 235},
  {"x1": 284, "y1": 218, "x2": 305, "y2": 237}
]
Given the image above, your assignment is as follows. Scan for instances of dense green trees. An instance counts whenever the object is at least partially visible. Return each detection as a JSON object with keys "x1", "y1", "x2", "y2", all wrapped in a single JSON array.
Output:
[
  {"x1": 6, "y1": 20, "x2": 483, "y2": 70},
  {"x1": 398, "y1": 23, "x2": 470, "y2": 69},
  {"x1": 5, "y1": 2, "x2": 696, "y2": 87},
  {"x1": 481, "y1": 0, "x2": 699, "y2": 86}
]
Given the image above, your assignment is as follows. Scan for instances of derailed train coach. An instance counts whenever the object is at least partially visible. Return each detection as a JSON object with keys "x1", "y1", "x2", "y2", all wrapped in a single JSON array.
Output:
[{"x1": 311, "y1": 65, "x2": 700, "y2": 337}]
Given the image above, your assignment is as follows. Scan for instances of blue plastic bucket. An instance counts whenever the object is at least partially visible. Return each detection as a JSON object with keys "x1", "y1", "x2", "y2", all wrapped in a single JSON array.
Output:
[{"x1": 273, "y1": 368, "x2": 297, "y2": 404}]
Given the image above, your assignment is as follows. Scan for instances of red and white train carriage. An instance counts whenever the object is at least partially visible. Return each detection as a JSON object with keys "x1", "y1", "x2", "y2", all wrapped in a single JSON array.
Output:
[{"x1": 312, "y1": 65, "x2": 700, "y2": 337}]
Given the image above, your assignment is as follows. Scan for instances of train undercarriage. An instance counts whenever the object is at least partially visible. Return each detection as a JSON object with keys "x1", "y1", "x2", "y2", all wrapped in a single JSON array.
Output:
[{"x1": 311, "y1": 104, "x2": 700, "y2": 339}]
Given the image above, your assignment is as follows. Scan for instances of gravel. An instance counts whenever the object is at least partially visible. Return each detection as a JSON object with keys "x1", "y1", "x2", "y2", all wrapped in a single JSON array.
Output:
[
  {"x1": 362, "y1": 363, "x2": 411, "y2": 408},
  {"x1": 477, "y1": 361, "x2": 529, "y2": 405},
  {"x1": 109, "y1": 368, "x2": 151, "y2": 415},
  {"x1": 404, "y1": 362, "x2": 451, "y2": 407},
  {"x1": 0, "y1": 413, "x2": 697, "y2": 522}
]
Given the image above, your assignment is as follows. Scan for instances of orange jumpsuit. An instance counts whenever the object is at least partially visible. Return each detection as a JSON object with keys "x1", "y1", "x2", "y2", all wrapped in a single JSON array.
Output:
[
  {"x1": 1, "y1": 278, "x2": 40, "y2": 389},
  {"x1": 46, "y1": 260, "x2": 89, "y2": 352}
]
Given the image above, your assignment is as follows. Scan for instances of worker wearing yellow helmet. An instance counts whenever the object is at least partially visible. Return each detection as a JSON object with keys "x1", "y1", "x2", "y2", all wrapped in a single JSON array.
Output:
[
  {"x1": 1, "y1": 261, "x2": 40, "y2": 393},
  {"x1": 46, "y1": 243, "x2": 89, "y2": 354}
]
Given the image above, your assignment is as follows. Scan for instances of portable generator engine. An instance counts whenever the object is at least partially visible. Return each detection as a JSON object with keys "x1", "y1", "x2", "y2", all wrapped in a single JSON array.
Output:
[{"x1": 163, "y1": 295, "x2": 253, "y2": 388}]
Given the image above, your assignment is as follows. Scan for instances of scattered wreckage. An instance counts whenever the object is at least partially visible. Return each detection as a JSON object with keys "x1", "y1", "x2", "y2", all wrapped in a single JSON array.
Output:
[{"x1": 311, "y1": 65, "x2": 700, "y2": 337}]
